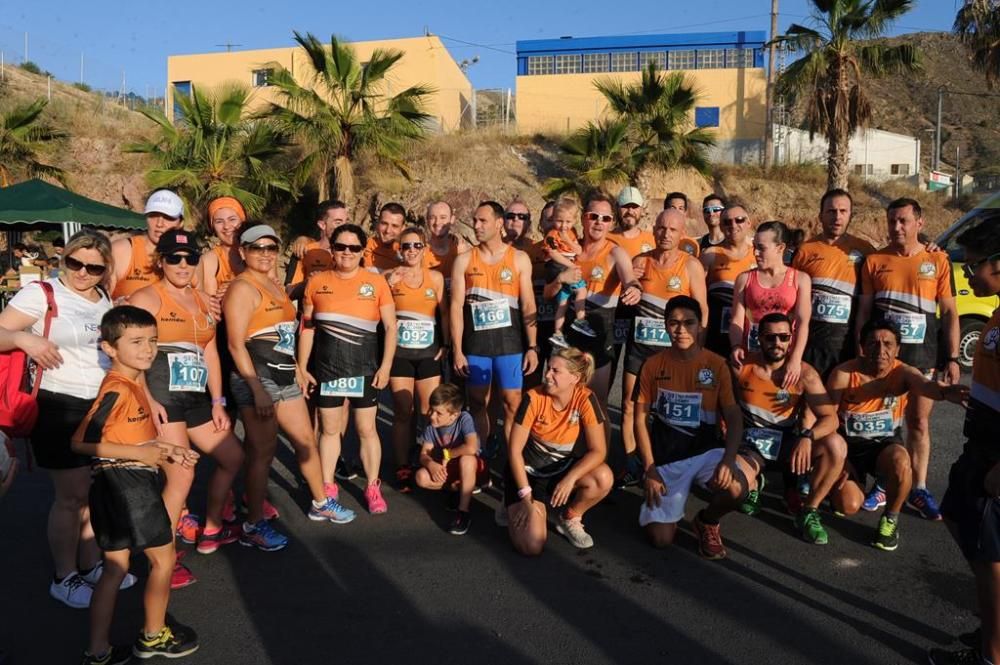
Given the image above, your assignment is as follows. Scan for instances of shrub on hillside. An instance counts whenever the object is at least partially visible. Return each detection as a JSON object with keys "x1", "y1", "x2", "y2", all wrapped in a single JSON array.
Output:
[
  {"x1": 20, "y1": 61, "x2": 41, "y2": 75},
  {"x1": 72, "y1": 82, "x2": 92, "y2": 93}
]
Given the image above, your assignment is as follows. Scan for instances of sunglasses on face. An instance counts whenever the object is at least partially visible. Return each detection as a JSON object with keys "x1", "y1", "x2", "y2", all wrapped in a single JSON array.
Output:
[
  {"x1": 964, "y1": 252, "x2": 1000, "y2": 279},
  {"x1": 245, "y1": 243, "x2": 280, "y2": 254},
  {"x1": 584, "y1": 212, "x2": 614, "y2": 223},
  {"x1": 721, "y1": 216, "x2": 749, "y2": 227},
  {"x1": 64, "y1": 256, "x2": 107, "y2": 276},
  {"x1": 505, "y1": 212, "x2": 530, "y2": 221},
  {"x1": 163, "y1": 253, "x2": 200, "y2": 266},
  {"x1": 703, "y1": 206, "x2": 724, "y2": 214},
  {"x1": 400, "y1": 242, "x2": 425, "y2": 251},
  {"x1": 333, "y1": 242, "x2": 364, "y2": 254},
  {"x1": 761, "y1": 332, "x2": 792, "y2": 343}
]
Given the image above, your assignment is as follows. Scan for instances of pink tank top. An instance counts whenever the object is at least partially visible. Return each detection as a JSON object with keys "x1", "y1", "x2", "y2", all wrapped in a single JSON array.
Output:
[{"x1": 742, "y1": 267, "x2": 798, "y2": 349}]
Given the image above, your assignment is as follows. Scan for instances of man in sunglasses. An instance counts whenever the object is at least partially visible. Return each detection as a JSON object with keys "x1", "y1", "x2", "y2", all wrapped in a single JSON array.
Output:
[
  {"x1": 724, "y1": 313, "x2": 845, "y2": 546},
  {"x1": 111, "y1": 189, "x2": 184, "y2": 300},
  {"x1": 698, "y1": 194, "x2": 727, "y2": 252},
  {"x1": 930, "y1": 217, "x2": 1000, "y2": 665},
  {"x1": 363, "y1": 202, "x2": 406, "y2": 273},
  {"x1": 700, "y1": 203, "x2": 756, "y2": 357},
  {"x1": 856, "y1": 198, "x2": 959, "y2": 521},
  {"x1": 502, "y1": 201, "x2": 533, "y2": 248}
]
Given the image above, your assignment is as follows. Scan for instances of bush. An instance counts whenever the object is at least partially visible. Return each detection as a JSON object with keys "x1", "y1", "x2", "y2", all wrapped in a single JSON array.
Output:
[
  {"x1": 72, "y1": 82, "x2": 92, "y2": 93},
  {"x1": 20, "y1": 61, "x2": 41, "y2": 75}
]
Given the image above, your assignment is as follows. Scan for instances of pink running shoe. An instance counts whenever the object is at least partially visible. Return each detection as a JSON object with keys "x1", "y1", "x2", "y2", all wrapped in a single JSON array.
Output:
[
  {"x1": 176, "y1": 514, "x2": 200, "y2": 544},
  {"x1": 324, "y1": 482, "x2": 339, "y2": 501},
  {"x1": 221, "y1": 491, "x2": 237, "y2": 523},
  {"x1": 244, "y1": 494, "x2": 280, "y2": 521},
  {"x1": 170, "y1": 551, "x2": 197, "y2": 589},
  {"x1": 196, "y1": 525, "x2": 240, "y2": 555},
  {"x1": 364, "y1": 480, "x2": 387, "y2": 515}
]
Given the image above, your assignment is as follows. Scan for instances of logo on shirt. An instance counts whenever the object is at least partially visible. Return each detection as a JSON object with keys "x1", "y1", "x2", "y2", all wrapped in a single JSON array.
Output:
[
  {"x1": 590, "y1": 266, "x2": 605, "y2": 281},
  {"x1": 883, "y1": 395, "x2": 899, "y2": 409},
  {"x1": 668, "y1": 276, "x2": 682, "y2": 291},
  {"x1": 775, "y1": 389, "x2": 791, "y2": 405},
  {"x1": 984, "y1": 326, "x2": 1000, "y2": 352},
  {"x1": 918, "y1": 261, "x2": 937, "y2": 279},
  {"x1": 161, "y1": 311, "x2": 186, "y2": 324},
  {"x1": 569, "y1": 410, "x2": 581, "y2": 425},
  {"x1": 697, "y1": 368, "x2": 715, "y2": 386},
  {"x1": 499, "y1": 268, "x2": 513, "y2": 284},
  {"x1": 641, "y1": 243, "x2": 653, "y2": 253},
  {"x1": 848, "y1": 250, "x2": 864, "y2": 265},
  {"x1": 425, "y1": 288, "x2": 436, "y2": 299},
  {"x1": 359, "y1": 283, "x2": 376, "y2": 299}
]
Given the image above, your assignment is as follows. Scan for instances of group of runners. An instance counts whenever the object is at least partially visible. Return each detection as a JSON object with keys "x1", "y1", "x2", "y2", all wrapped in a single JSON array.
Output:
[{"x1": 3, "y1": 182, "x2": 999, "y2": 665}]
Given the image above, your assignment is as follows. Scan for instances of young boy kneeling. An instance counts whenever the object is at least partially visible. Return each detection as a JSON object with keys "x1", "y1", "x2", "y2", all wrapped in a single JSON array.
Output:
[
  {"x1": 415, "y1": 384, "x2": 488, "y2": 536},
  {"x1": 72, "y1": 306, "x2": 200, "y2": 664}
]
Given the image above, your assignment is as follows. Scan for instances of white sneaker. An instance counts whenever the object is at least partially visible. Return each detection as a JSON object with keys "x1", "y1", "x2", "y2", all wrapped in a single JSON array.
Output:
[
  {"x1": 49, "y1": 571, "x2": 93, "y2": 609},
  {"x1": 80, "y1": 561, "x2": 138, "y2": 590},
  {"x1": 556, "y1": 516, "x2": 594, "y2": 549},
  {"x1": 494, "y1": 502, "x2": 509, "y2": 527}
]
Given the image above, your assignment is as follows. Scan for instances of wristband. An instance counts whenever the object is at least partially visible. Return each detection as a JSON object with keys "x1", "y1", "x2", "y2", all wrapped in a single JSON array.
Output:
[
  {"x1": 517, "y1": 486, "x2": 532, "y2": 499},
  {"x1": 442, "y1": 448, "x2": 451, "y2": 462},
  {"x1": 211, "y1": 397, "x2": 227, "y2": 407}
]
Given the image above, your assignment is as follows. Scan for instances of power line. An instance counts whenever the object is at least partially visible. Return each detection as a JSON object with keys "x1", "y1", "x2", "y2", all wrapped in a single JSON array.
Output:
[{"x1": 436, "y1": 34, "x2": 515, "y2": 55}]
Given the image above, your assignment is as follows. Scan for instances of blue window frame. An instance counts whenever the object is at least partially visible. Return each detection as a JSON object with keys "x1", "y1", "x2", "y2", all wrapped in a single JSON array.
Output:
[
  {"x1": 695, "y1": 106, "x2": 720, "y2": 128},
  {"x1": 172, "y1": 81, "x2": 191, "y2": 122}
]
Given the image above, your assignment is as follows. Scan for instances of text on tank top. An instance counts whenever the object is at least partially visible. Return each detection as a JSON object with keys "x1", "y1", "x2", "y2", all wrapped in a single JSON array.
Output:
[{"x1": 392, "y1": 269, "x2": 440, "y2": 353}]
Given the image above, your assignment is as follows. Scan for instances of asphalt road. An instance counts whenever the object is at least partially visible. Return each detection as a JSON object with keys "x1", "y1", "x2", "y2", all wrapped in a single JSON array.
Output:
[{"x1": 0, "y1": 365, "x2": 977, "y2": 665}]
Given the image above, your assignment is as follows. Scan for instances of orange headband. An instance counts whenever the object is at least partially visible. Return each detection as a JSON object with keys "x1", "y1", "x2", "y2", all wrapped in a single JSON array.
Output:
[{"x1": 207, "y1": 197, "x2": 246, "y2": 222}]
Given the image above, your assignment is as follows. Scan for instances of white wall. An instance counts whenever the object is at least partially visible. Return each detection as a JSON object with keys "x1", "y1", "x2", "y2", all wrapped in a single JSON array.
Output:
[{"x1": 773, "y1": 124, "x2": 920, "y2": 181}]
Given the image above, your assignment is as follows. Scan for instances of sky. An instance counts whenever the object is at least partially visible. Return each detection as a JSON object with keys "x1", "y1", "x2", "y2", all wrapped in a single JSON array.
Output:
[{"x1": 0, "y1": 0, "x2": 958, "y2": 97}]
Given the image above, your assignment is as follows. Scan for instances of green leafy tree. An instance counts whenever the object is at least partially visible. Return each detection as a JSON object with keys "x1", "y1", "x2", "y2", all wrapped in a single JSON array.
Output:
[
  {"x1": 265, "y1": 31, "x2": 434, "y2": 204},
  {"x1": 776, "y1": 0, "x2": 921, "y2": 190},
  {"x1": 126, "y1": 83, "x2": 294, "y2": 220},
  {"x1": 955, "y1": 0, "x2": 1000, "y2": 88},
  {"x1": 0, "y1": 98, "x2": 67, "y2": 188},
  {"x1": 543, "y1": 119, "x2": 639, "y2": 199}
]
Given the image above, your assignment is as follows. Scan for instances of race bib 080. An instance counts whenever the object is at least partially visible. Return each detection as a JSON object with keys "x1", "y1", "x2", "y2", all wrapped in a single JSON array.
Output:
[{"x1": 320, "y1": 376, "x2": 365, "y2": 397}]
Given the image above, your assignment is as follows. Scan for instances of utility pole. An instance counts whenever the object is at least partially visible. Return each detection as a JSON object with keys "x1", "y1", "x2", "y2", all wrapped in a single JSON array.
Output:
[
  {"x1": 763, "y1": 0, "x2": 779, "y2": 170},
  {"x1": 215, "y1": 43, "x2": 242, "y2": 52},
  {"x1": 80, "y1": 53, "x2": 84, "y2": 84},
  {"x1": 934, "y1": 86, "x2": 944, "y2": 172}
]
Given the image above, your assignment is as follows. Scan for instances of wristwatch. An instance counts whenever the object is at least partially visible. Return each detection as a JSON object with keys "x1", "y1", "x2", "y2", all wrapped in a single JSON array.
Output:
[
  {"x1": 798, "y1": 427, "x2": 814, "y2": 441},
  {"x1": 527, "y1": 345, "x2": 541, "y2": 353}
]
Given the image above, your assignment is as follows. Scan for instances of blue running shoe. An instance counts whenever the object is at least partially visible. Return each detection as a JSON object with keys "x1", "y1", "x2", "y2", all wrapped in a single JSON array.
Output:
[
  {"x1": 309, "y1": 497, "x2": 356, "y2": 525},
  {"x1": 240, "y1": 519, "x2": 288, "y2": 551},
  {"x1": 907, "y1": 488, "x2": 942, "y2": 521},
  {"x1": 862, "y1": 484, "x2": 887, "y2": 512}
]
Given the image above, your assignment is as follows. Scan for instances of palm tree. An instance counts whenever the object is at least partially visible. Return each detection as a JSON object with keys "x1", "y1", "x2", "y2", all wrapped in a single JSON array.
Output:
[
  {"x1": 775, "y1": 0, "x2": 921, "y2": 190},
  {"x1": 126, "y1": 83, "x2": 294, "y2": 221},
  {"x1": 543, "y1": 119, "x2": 639, "y2": 199},
  {"x1": 954, "y1": 0, "x2": 1000, "y2": 88},
  {"x1": 266, "y1": 31, "x2": 435, "y2": 204},
  {"x1": 0, "y1": 99, "x2": 67, "y2": 187}
]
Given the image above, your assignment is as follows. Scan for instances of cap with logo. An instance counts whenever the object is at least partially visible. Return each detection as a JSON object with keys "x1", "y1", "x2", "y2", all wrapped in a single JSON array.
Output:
[
  {"x1": 617, "y1": 186, "x2": 645, "y2": 207},
  {"x1": 144, "y1": 190, "x2": 185, "y2": 219},
  {"x1": 241, "y1": 225, "x2": 281, "y2": 245},
  {"x1": 156, "y1": 229, "x2": 201, "y2": 255}
]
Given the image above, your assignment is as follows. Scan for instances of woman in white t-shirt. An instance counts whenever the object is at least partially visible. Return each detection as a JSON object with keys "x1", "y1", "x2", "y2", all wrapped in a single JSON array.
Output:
[{"x1": 0, "y1": 230, "x2": 133, "y2": 609}]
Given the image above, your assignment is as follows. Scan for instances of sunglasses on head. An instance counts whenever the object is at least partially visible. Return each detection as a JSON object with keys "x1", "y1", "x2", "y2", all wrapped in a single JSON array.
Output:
[
  {"x1": 761, "y1": 332, "x2": 792, "y2": 342},
  {"x1": 584, "y1": 212, "x2": 614, "y2": 223},
  {"x1": 245, "y1": 243, "x2": 280, "y2": 254},
  {"x1": 721, "y1": 216, "x2": 749, "y2": 226},
  {"x1": 64, "y1": 255, "x2": 107, "y2": 276},
  {"x1": 400, "y1": 242, "x2": 425, "y2": 251},
  {"x1": 703, "y1": 205, "x2": 724, "y2": 213},
  {"x1": 505, "y1": 212, "x2": 530, "y2": 221},
  {"x1": 163, "y1": 253, "x2": 200, "y2": 266},
  {"x1": 964, "y1": 252, "x2": 1000, "y2": 279},
  {"x1": 333, "y1": 242, "x2": 364, "y2": 254}
]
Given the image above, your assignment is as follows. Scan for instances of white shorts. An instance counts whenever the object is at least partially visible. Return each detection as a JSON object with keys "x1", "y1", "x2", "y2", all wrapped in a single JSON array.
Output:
[{"x1": 638, "y1": 448, "x2": 724, "y2": 527}]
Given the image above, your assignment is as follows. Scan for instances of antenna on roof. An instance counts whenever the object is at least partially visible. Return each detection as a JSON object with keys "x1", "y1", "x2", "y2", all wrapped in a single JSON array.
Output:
[
  {"x1": 215, "y1": 43, "x2": 242, "y2": 52},
  {"x1": 424, "y1": 26, "x2": 431, "y2": 36}
]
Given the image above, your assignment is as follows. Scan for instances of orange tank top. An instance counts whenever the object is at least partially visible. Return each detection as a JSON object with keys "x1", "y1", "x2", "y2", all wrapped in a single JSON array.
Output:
[
  {"x1": 705, "y1": 245, "x2": 755, "y2": 301},
  {"x1": 212, "y1": 245, "x2": 239, "y2": 291},
  {"x1": 735, "y1": 360, "x2": 804, "y2": 432},
  {"x1": 113, "y1": 235, "x2": 157, "y2": 299},
  {"x1": 152, "y1": 281, "x2": 216, "y2": 350},
  {"x1": 392, "y1": 269, "x2": 440, "y2": 321},
  {"x1": 241, "y1": 274, "x2": 296, "y2": 340},
  {"x1": 465, "y1": 245, "x2": 521, "y2": 303},
  {"x1": 424, "y1": 238, "x2": 460, "y2": 279},
  {"x1": 578, "y1": 240, "x2": 622, "y2": 310},
  {"x1": 838, "y1": 359, "x2": 908, "y2": 439}
]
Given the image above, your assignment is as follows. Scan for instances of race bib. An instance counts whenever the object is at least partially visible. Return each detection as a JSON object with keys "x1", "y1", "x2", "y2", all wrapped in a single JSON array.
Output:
[
  {"x1": 167, "y1": 353, "x2": 208, "y2": 392},
  {"x1": 613, "y1": 318, "x2": 630, "y2": 345},
  {"x1": 655, "y1": 390, "x2": 701, "y2": 428},
  {"x1": 397, "y1": 320, "x2": 434, "y2": 349},
  {"x1": 720, "y1": 306, "x2": 732, "y2": 334},
  {"x1": 844, "y1": 410, "x2": 895, "y2": 440},
  {"x1": 746, "y1": 427, "x2": 783, "y2": 461},
  {"x1": 470, "y1": 300, "x2": 512, "y2": 331},
  {"x1": 535, "y1": 282, "x2": 555, "y2": 322},
  {"x1": 633, "y1": 316, "x2": 671, "y2": 347},
  {"x1": 885, "y1": 311, "x2": 926, "y2": 344},
  {"x1": 320, "y1": 376, "x2": 365, "y2": 397},
  {"x1": 813, "y1": 293, "x2": 852, "y2": 324},
  {"x1": 274, "y1": 322, "x2": 296, "y2": 356},
  {"x1": 747, "y1": 323, "x2": 760, "y2": 352}
]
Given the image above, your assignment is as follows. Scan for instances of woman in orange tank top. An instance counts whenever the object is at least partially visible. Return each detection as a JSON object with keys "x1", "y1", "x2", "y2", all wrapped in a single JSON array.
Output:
[
  {"x1": 197, "y1": 197, "x2": 246, "y2": 299},
  {"x1": 730, "y1": 221, "x2": 812, "y2": 387},
  {"x1": 130, "y1": 229, "x2": 245, "y2": 574}
]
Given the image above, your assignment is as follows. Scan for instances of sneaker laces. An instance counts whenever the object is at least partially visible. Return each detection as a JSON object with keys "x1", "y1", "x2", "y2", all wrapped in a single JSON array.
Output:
[
  {"x1": 878, "y1": 516, "x2": 897, "y2": 537},
  {"x1": 802, "y1": 509, "x2": 822, "y2": 529},
  {"x1": 700, "y1": 520, "x2": 723, "y2": 548},
  {"x1": 253, "y1": 520, "x2": 280, "y2": 540},
  {"x1": 66, "y1": 573, "x2": 89, "y2": 592}
]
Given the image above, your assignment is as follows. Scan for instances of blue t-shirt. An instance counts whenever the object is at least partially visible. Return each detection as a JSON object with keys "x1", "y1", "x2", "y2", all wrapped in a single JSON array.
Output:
[{"x1": 419, "y1": 411, "x2": 478, "y2": 452}]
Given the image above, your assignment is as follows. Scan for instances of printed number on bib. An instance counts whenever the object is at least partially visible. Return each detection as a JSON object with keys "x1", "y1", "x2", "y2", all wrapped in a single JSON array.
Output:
[
  {"x1": 470, "y1": 300, "x2": 512, "y2": 331},
  {"x1": 273, "y1": 322, "x2": 296, "y2": 356},
  {"x1": 845, "y1": 410, "x2": 895, "y2": 440},
  {"x1": 167, "y1": 353, "x2": 208, "y2": 392},
  {"x1": 613, "y1": 318, "x2": 630, "y2": 345},
  {"x1": 885, "y1": 312, "x2": 926, "y2": 344},
  {"x1": 655, "y1": 390, "x2": 701, "y2": 428},
  {"x1": 813, "y1": 293, "x2": 852, "y2": 324},
  {"x1": 397, "y1": 320, "x2": 434, "y2": 349},
  {"x1": 746, "y1": 427, "x2": 783, "y2": 461},
  {"x1": 720, "y1": 306, "x2": 733, "y2": 334},
  {"x1": 633, "y1": 316, "x2": 671, "y2": 347},
  {"x1": 320, "y1": 376, "x2": 365, "y2": 398}
]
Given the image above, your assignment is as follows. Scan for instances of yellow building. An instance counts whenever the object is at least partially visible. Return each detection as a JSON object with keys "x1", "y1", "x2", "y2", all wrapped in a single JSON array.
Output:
[
  {"x1": 515, "y1": 32, "x2": 768, "y2": 163},
  {"x1": 166, "y1": 35, "x2": 474, "y2": 132}
]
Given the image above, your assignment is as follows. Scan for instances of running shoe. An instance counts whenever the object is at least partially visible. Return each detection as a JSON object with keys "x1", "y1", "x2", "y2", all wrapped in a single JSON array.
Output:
[
  {"x1": 132, "y1": 625, "x2": 198, "y2": 660},
  {"x1": 692, "y1": 514, "x2": 727, "y2": 560},
  {"x1": 335, "y1": 457, "x2": 358, "y2": 480},
  {"x1": 50, "y1": 572, "x2": 92, "y2": 609},
  {"x1": 739, "y1": 474, "x2": 765, "y2": 516},
  {"x1": 615, "y1": 454, "x2": 644, "y2": 489},
  {"x1": 795, "y1": 508, "x2": 829, "y2": 545},
  {"x1": 170, "y1": 552, "x2": 196, "y2": 590},
  {"x1": 239, "y1": 519, "x2": 288, "y2": 552},
  {"x1": 570, "y1": 318, "x2": 598, "y2": 338},
  {"x1": 323, "y1": 482, "x2": 340, "y2": 501},
  {"x1": 449, "y1": 510, "x2": 472, "y2": 536},
  {"x1": 927, "y1": 647, "x2": 982, "y2": 665},
  {"x1": 555, "y1": 515, "x2": 594, "y2": 549},
  {"x1": 862, "y1": 483, "x2": 887, "y2": 512},
  {"x1": 309, "y1": 497, "x2": 357, "y2": 524},
  {"x1": 549, "y1": 332, "x2": 569, "y2": 349},
  {"x1": 80, "y1": 646, "x2": 132, "y2": 665},
  {"x1": 80, "y1": 561, "x2": 138, "y2": 590},
  {"x1": 494, "y1": 502, "x2": 509, "y2": 527},
  {"x1": 394, "y1": 465, "x2": 414, "y2": 494},
  {"x1": 240, "y1": 495, "x2": 280, "y2": 521},
  {"x1": 196, "y1": 525, "x2": 239, "y2": 555},
  {"x1": 175, "y1": 513, "x2": 200, "y2": 545},
  {"x1": 907, "y1": 488, "x2": 942, "y2": 521},
  {"x1": 784, "y1": 486, "x2": 804, "y2": 516},
  {"x1": 872, "y1": 515, "x2": 899, "y2": 551},
  {"x1": 221, "y1": 492, "x2": 237, "y2": 523},
  {"x1": 364, "y1": 480, "x2": 388, "y2": 514}
]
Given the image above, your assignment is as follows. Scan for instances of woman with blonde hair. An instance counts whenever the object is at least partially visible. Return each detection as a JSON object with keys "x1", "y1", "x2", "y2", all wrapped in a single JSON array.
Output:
[{"x1": 504, "y1": 346, "x2": 613, "y2": 555}]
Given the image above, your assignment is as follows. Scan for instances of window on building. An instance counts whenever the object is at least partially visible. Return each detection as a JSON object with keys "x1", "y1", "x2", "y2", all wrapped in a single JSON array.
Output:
[
  {"x1": 890, "y1": 163, "x2": 910, "y2": 175},
  {"x1": 853, "y1": 164, "x2": 874, "y2": 176},
  {"x1": 251, "y1": 68, "x2": 273, "y2": 87},
  {"x1": 640, "y1": 51, "x2": 668, "y2": 70},
  {"x1": 171, "y1": 80, "x2": 191, "y2": 122},
  {"x1": 554, "y1": 54, "x2": 581, "y2": 75},
  {"x1": 726, "y1": 48, "x2": 755, "y2": 68},
  {"x1": 695, "y1": 107, "x2": 720, "y2": 128},
  {"x1": 527, "y1": 56, "x2": 554, "y2": 75},
  {"x1": 610, "y1": 51, "x2": 638, "y2": 72},
  {"x1": 668, "y1": 50, "x2": 695, "y2": 70},
  {"x1": 582, "y1": 53, "x2": 608, "y2": 73},
  {"x1": 697, "y1": 49, "x2": 725, "y2": 69}
]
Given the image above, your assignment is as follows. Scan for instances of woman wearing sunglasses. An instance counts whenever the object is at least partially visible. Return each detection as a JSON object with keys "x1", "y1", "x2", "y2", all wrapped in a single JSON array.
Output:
[
  {"x1": 129, "y1": 230, "x2": 245, "y2": 574},
  {"x1": 700, "y1": 203, "x2": 757, "y2": 358},
  {"x1": 224, "y1": 225, "x2": 353, "y2": 552},
  {"x1": 384, "y1": 227, "x2": 449, "y2": 490},
  {"x1": 0, "y1": 231, "x2": 134, "y2": 607},
  {"x1": 298, "y1": 224, "x2": 397, "y2": 514}
]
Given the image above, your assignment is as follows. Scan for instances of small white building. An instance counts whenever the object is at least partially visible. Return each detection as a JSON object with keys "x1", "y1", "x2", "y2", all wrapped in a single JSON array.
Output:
[{"x1": 773, "y1": 124, "x2": 920, "y2": 182}]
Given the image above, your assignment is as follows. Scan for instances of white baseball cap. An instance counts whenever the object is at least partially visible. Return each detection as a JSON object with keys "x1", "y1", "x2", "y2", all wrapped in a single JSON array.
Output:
[
  {"x1": 617, "y1": 186, "x2": 645, "y2": 207},
  {"x1": 241, "y1": 224, "x2": 280, "y2": 245},
  {"x1": 144, "y1": 190, "x2": 184, "y2": 219}
]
